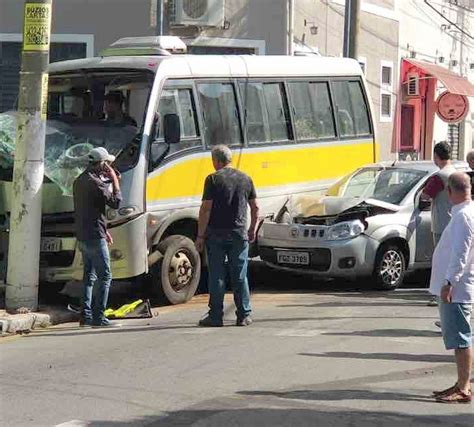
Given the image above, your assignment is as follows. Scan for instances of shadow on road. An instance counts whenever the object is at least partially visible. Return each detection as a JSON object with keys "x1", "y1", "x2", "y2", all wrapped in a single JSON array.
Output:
[
  {"x1": 240, "y1": 388, "x2": 432, "y2": 403},
  {"x1": 83, "y1": 407, "x2": 474, "y2": 427},
  {"x1": 25, "y1": 323, "x2": 199, "y2": 338},
  {"x1": 322, "y1": 328, "x2": 440, "y2": 338},
  {"x1": 299, "y1": 351, "x2": 452, "y2": 364}
]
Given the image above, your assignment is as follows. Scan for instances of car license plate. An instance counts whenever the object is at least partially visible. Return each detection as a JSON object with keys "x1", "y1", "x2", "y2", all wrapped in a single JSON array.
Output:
[
  {"x1": 277, "y1": 251, "x2": 310, "y2": 265},
  {"x1": 40, "y1": 238, "x2": 62, "y2": 252}
]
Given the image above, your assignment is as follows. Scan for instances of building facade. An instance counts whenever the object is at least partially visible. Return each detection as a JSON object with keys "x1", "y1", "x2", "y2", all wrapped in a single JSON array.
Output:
[
  {"x1": 1, "y1": 0, "x2": 472, "y2": 160},
  {"x1": 395, "y1": 0, "x2": 474, "y2": 162}
]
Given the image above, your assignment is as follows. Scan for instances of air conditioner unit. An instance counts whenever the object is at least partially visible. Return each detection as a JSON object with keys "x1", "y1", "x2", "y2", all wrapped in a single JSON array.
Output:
[
  {"x1": 169, "y1": 0, "x2": 225, "y2": 27},
  {"x1": 407, "y1": 74, "x2": 420, "y2": 97}
]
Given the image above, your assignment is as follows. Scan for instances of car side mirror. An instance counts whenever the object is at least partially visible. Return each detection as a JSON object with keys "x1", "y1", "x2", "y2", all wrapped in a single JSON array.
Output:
[
  {"x1": 419, "y1": 198, "x2": 431, "y2": 211},
  {"x1": 163, "y1": 113, "x2": 181, "y2": 145}
]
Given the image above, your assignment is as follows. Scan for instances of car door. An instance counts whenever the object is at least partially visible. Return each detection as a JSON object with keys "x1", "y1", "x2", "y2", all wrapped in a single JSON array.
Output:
[{"x1": 413, "y1": 191, "x2": 434, "y2": 264}]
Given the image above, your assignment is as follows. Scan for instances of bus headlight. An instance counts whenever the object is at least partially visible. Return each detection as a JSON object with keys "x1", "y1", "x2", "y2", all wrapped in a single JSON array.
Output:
[
  {"x1": 119, "y1": 206, "x2": 137, "y2": 216},
  {"x1": 327, "y1": 220, "x2": 365, "y2": 241},
  {"x1": 107, "y1": 210, "x2": 118, "y2": 221}
]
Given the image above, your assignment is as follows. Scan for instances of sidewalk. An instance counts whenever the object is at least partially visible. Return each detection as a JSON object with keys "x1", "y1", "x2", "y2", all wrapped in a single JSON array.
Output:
[
  {"x1": 0, "y1": 303, "x2": 77, "y2": 335},
  {"x1": 0, "y1": 280, "x2": 78, "y2": 335}
]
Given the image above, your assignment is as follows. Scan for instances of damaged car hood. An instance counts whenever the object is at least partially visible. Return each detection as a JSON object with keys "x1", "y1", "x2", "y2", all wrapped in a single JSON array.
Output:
[{"x1": 289, "y1": 195, "x2": 400, "y2": 218}]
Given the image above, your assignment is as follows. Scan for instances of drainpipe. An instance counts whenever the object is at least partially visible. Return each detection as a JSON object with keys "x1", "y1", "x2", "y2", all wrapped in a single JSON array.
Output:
[
  {"x1": 287, "y1": 0, "x2": 295, "y2": 55},
  {"x1": 343, "y1": 0, "x2": 360, "y2": 59}
]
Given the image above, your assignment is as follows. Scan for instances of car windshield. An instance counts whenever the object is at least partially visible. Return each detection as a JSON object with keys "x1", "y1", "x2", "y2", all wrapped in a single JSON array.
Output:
[
  {"x1": 339, "y1": 167, "x2": 427, "y2": 205},
  {"x1": 0, "y1": 70, "x2": 153, "y2": 195}
]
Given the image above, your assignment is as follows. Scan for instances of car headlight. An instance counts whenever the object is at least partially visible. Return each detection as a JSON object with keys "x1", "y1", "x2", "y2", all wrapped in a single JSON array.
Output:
[{"x1": 327, "y1": 220, "x2": 365, "y2": 241}]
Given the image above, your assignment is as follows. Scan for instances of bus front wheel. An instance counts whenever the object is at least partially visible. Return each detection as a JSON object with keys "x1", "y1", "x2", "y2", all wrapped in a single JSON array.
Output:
[{"x1": 153, "y1": 235, "x2": 201, "y2": 305}]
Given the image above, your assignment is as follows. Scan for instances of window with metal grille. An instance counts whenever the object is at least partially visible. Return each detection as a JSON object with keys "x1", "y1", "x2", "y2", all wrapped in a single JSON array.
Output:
[
  {"x1": 382, "y1": 66, "x2": 392, "y2": 86},
  {"x1": 0, "y1": 41, "x2": 86, "y2": 113},
  {"x1": 381, "y1": 93, "x2": 392, "y2": 117}
]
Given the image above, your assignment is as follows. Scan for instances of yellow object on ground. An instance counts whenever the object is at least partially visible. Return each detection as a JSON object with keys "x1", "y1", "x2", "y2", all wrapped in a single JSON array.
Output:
[{"x1": 104, "y1": 300, "x2": 143, "y2": 318}]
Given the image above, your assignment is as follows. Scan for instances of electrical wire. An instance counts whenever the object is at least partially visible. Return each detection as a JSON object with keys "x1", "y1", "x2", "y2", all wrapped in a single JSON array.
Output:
[{"x1": 424, "y1": 0, "x2": 473, "y2": 39}]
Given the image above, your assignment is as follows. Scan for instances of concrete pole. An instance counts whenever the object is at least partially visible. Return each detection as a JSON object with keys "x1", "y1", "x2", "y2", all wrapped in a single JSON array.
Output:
[
  {"x1": 5, "y1": 0, "x2": 52, "y2": 312},
  {"x1": 457, "y1": 6, "x2": 468, "y2": 160},
  {"x1": 287, "y1": 0, "x2": 295, "y2": 55},
  {"x1": 343, "y1": 0, "x2": 360, "y2": 59},
  {"x1": 157, "y1": 0, "x2": 164, "y2": 36}
]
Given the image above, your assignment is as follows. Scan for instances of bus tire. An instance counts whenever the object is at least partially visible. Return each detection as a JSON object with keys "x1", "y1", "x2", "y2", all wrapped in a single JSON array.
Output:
[{"x1": 153, "y1": 235, "x2": 201, "y2": 305}]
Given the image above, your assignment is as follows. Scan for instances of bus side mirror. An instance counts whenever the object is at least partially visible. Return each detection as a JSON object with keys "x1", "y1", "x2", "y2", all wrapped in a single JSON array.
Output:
[{"x1": 163, "y1": 114, "x2": 181, "y2": 145}]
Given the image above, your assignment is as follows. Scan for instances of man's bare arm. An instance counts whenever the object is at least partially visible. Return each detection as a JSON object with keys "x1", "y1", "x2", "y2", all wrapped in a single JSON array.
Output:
[
  {"x1": 196, "y1": 200, "x2": 213, "y2": 252},
  {"x1": 248, "y1": 198, "x2": 260, "y2": 243}
]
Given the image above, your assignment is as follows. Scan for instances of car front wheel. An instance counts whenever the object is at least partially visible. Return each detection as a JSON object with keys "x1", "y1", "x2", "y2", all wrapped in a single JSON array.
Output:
[{"x1": 372, "y1": 244, "x2": 406, "y2": 290}]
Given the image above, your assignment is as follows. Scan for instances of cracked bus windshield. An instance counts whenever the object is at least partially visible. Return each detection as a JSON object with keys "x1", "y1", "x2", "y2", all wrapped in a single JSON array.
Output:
[{"x1": 0, "y1": 70, "x2": 153, "y2": 195}]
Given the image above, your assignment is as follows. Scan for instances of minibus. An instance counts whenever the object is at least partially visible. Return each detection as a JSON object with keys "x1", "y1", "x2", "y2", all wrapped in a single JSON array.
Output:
[{"x1": 0, "y1": 36, "x2": 377, "y2": 304}]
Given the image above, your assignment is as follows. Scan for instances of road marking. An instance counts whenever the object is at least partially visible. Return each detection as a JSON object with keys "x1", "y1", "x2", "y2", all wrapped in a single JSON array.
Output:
[
  {"x1": 275, "y1": 329, "x2": 323, "y2": 337},
  {"x1": 171, "y1": 328, "x2": 215, "y2": 334},
  {"x1": 55, "y1": 420, "x2": 87, "y2": 427}
]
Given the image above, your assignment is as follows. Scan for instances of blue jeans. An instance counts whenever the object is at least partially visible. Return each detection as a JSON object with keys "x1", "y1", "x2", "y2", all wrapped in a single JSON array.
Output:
[
  {"x1": 206, "y1": 235, "x2": 252, "y2": 322},
  {"x1": 78, "y1": 239, "x2": 112, "y2": 324}
]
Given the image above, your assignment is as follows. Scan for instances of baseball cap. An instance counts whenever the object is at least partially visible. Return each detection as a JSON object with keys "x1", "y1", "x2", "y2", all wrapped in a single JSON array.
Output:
[{"x1": 88, "y1": 147, "x2": 116, "y2": 163}]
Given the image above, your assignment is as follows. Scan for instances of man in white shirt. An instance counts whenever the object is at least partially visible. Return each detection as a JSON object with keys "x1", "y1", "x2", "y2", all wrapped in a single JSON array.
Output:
[{"x1": 429, "y1": 172, "x2": 473, "y2": 403}]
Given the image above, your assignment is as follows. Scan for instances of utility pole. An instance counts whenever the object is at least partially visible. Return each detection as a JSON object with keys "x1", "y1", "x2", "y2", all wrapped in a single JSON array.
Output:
[
  {"x1": 5, "y1": 0, "x2": 52, "y2": 311},
  {"x1": 343, "y1": 0, "x2": 360, "y2": 59},
  {"x1": 157, "y1": 0, "x2": 164, "y2": 35},
  {"x1": 287, "y1": 0, "x2": 295, "y2": 55},
  {"x1": 457, "y1": 5, "x2": 467, "y2": 160}
]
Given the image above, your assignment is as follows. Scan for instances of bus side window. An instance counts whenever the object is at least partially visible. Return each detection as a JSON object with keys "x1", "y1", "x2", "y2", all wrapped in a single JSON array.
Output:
[
  {"x1": 288, "y1": 81, "x2": 335, "y2": 141},
  {"x1": 151, "y1": 87, "x2": 201, "y2": 167},
  {"x1": 197, "y1": 82, "x2": 242, "y2": 147},
  {"x1": 332, "y1": 80, "x2": 371, "y2": 138},
  {"x1": 240, "y1": 82, "x2": 269, "y2": 144},
  {"x1": 263, "y1": 83, "x2": 291, "y2": 142},
  {"x1": 347, "y1": 81, "x2": 371, "y2": 135},
  {"x1": 239, "y1": 81, "x2": 291, "y2": 144}
]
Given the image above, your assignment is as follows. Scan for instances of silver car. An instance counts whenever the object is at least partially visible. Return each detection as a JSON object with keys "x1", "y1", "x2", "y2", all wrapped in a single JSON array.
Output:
[{"x1": 258, "y1": 161, "x2": 471, "y2": 290}]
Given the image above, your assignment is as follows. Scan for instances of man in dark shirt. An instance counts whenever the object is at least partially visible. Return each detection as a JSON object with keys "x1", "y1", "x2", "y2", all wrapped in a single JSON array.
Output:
[
  {"x1": 103, "y1": 92, "x2": 137, "y2": 127},
  {"x1": 196, "y1": 145, "x2": 259, "y2": 327},
  {"x1": 73, "y1": 147, "x2": 122, "y2": 327}
]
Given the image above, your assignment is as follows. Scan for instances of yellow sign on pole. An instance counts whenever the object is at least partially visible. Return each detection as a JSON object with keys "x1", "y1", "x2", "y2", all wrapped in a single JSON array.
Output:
[{"x1": 23, "y1": 3, "x2": 52, "y2": 51}]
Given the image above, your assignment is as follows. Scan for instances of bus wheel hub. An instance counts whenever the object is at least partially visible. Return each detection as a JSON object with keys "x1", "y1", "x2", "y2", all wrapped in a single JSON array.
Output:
[{"x1": 169, "y1": 251, "x2": 193, "y2": 291}]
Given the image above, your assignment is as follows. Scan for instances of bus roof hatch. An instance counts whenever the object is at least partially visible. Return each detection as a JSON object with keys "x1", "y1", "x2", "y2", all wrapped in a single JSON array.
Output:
[{"x1": 100, "y1": 36, "x2": 187, "y2": 57}]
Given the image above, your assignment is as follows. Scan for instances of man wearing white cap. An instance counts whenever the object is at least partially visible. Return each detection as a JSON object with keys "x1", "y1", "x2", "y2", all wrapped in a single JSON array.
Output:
[{"x1": 73, "y1": 147, "x2": 122, "y2": 328}]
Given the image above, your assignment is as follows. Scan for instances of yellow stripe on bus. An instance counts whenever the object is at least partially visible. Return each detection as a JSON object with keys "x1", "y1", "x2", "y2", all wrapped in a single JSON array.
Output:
[{"x1": 146, "y1": 141, "x2": 378, "y2": 202}]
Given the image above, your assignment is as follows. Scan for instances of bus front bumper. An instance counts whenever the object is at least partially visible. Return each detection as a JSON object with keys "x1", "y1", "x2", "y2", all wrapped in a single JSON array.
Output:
[{"x1": 40, "y1": 214, "x2": 148, "y2": 283}]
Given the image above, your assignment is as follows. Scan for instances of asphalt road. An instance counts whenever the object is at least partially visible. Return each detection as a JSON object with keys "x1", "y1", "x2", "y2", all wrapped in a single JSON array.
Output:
[{"x1": 1, "y1": 266, "x2": 473, "y2": 427}]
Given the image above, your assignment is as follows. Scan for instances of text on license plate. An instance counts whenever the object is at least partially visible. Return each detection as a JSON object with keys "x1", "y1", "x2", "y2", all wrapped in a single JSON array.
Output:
[
  {"x1": 277, "y1": 251, "x2": 310, "y2": 265},
  {"x1": 40, "y1": 238, "x2": 62, "y2": 252}
]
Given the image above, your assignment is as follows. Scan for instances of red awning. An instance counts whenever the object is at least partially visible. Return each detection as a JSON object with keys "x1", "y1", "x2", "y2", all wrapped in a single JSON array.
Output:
[{"x1": 404, "y1": 59, "x2": 474, "y2": 97}]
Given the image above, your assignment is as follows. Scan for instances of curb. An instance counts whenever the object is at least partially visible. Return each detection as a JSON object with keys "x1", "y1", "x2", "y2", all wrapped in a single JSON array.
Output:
[{"x1": 0, "y1": 307, "x2": 78, "y2": 336}]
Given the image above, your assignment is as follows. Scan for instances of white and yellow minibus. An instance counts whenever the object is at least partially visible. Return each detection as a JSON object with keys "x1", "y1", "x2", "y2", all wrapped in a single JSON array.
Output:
[{"x1": 0, "y1": 36, "x2": 377, "y2": 303}]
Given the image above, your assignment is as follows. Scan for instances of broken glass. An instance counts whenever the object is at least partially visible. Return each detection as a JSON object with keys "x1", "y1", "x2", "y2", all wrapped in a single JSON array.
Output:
[{"x1": 0, "y1": 111, "x2": 138, "y2": 195}]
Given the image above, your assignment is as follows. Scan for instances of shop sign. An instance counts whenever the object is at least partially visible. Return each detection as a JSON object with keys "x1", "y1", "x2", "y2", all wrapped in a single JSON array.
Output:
[{"x1": 436, "y1": 91, "x2": 469, "y2": 123}]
